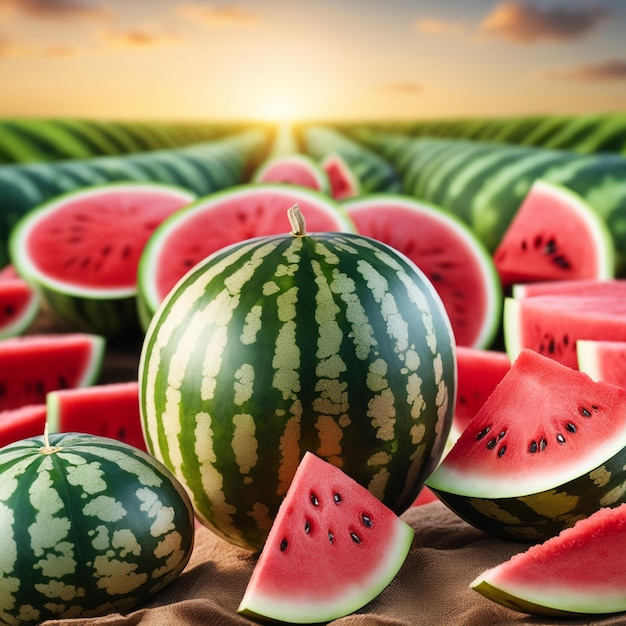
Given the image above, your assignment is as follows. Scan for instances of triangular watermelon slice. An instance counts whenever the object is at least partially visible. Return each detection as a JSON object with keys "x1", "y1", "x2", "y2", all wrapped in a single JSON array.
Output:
[{"x1": 238, "y1": 452, "x2": 415, "y2": 623}]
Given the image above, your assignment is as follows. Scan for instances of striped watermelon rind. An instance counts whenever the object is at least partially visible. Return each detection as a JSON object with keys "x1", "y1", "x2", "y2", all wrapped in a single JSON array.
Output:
[
  {"x1": 139, "y1": 218, "x2": 456, "y2": 551},
  {"x1": 0, "y1": 431, "x2": 195, "y2": 623}
]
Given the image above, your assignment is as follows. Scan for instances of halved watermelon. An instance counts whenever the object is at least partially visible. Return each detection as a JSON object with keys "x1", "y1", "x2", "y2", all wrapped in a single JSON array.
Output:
[
  {"x1": 426, "y1": 349, "x2": 626, "y2": 541},
  {"x1": 0, "y1": 333, "x2": 105, "y2": 412},
  {"x1": 471, "y1": 503, "x2": 626, "y2": 616},
  {"x1": 137, "y1": 183, "x2": 354, "y2": 326},
  {"x1": 343, "y1": 193, "x2": 502, "y2": 348},
  {"x1": 47, "y1": 381, "x2": 145, "y2": 451},
  {"x1": 252, "y1": 154, "x2": 330, "y2": 193},
  {"x1": 504, "y1": 295, "x2": 626, "y2": 368},
  {"x1": 321, "y1": 153, "x2": 361, "y2": 200},
  {"x1": 238, "y1": 451, "x2": 414, "y2": 623},
  {"x1": 0, "y1": 404, "x2": 47, "y2": 448},
  {"x1": 9, "y1": 182, "x2": 195, "y2": 340},
  {"x1": 577, "y1": 339, "x2": 626, "y2": 388},
  {"x1": 493, "y1": 180, "x2": 614, "y2": 287}
]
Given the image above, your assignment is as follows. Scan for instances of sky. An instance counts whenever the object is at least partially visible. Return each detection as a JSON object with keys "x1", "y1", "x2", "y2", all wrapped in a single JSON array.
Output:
[{"x1": 0, "y1": 0, "x2": 625, "y2": 122}]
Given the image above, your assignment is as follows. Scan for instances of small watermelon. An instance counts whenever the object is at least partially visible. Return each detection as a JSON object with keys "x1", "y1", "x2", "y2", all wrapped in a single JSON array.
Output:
[
  {"x1": 0, "y1": 430, "x2": 194, "y2": 623},
  {"x1": 137, "y1": 183, "x2": 354, "y2": 327},
  {"x1": 343, "y1": 193, "x2": 502, "y2": 348},
  {"x1": 577, "y1": 339, "x2": 626, "y2": 388},
  {"x1": 426, "y1": 349, "x2": 626, "y2": 542},
  {"x1": 238, "y1": 451, "x2": 414, "y2": 623},
  {"x1": 320, "y1": 152, "x2": 361, "y2": 200},
  {"x1": 471, "y1": 503, "x2": 626, "y2": 616},
  {"x1": 0, "y1": 333, "x2": 105, "y2": 412},
  {"x1": 493, "y1": 180, "x2": 614, "y2": 287},
  {"x1": 251, "y1": 154, "x2": 330, "y2": 193},
  {"x1": 9, "y1": 182, "x2": 196, "y2": 341}
]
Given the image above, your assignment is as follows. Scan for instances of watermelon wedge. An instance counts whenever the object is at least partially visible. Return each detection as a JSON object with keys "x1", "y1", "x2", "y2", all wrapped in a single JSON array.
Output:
[
  {"x1": 493, "y1": 180, "x2": 614, "y2": 287},
  {"x1": 0, "y1": 333, "x2": 105, "y2": 412},
  {"x1": 0, "y1": 274, "x2": 40, "y2": 339},
  {"x1": 47, "y1": 381, "x2": 145, "y2": 451},
  {"x1": 577, "y1": 339, "x2": 626, "y2": 388},
  {"x1": 137, "y1": 183, "x2": 354, "y2": 326},
  {"x1": 9, "y1": 182, "x2": 195, "y2": 340},
  {"x1": 238, "y1": 452, "x2": 414, "y2": 623},
  {"x1": 426, "y1": 349, "x2": 626, "y2": 541},
  {"x1": 252, "y1": 154, "x2": 330, "y2": 193},
  {"x1": 471, "y1": 503, "x2": 626, "y2": 616},
  {"x1": 343, "y1": 193, "x2": 502, "y2": 348},
  {"x1": 321, "y1": 153, "x2": 361, "y2": 200}
]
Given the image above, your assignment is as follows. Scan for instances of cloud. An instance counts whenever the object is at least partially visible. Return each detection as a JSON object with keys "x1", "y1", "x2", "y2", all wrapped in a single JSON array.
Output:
[
  {"x1": 541, "y1": 58, "x2": 626, "y2": 81},
  {"x1": 0, "y1": 0, "x2": 109, "y2": 20},
  {"x1": 176, "y1": 3, "x2": 260, "y2": 27},
  {"x1": 415, "y1": 18, "x2": 467, "y2": 35},
  {"x1": 100, "y1": 29, "x2": 180, "y2": 48},
  {"x1": 376, "y1": 82, "x2": 423, "y2": 94},
  {"x1": 479, "y1": 1, "x2": 609, "y2": 43}
]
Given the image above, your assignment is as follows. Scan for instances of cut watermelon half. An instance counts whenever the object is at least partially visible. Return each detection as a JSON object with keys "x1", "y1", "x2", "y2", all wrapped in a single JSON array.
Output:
[
  {"x1": 577, "y1": 339, "x2": 626, "y2": 388},
  {"x1": 471, "y1": 503, "x2": 626, "y2": 616},
  {"x1": 426, "y1": 349, "x2": 626, "y2": 541},
  {"x1": 343, "y1": 193, "x2": 502, "y2": 348},
  {"x1": 0, "y1": 333, "x2": 105, "y2": 412},
  {"x1": 47, "y1": 381, "x2": 145, "y2": 451},
  {"x1": 9, "y1": 182, "x2": 195, "y2": 340},
  {"x1": 238, "y1": 451, "x2": 414, "y2": 623},
  {"x1": 504, "y1": 295, "x2": 626, "y2": 369},
  {"x1": 252, "y1": 154, "x2": 330, "y2": 193},
  {"x1": 321, "y1": 153, "x2": 361, "y2": 200},
  {"x1": 137, "y1": 183, "x2": 354, "y2": 325},
  {"x1": 0, "y1": 404, "x2": 47, "y2": 448},
  {"x1": 493, "y1": 180, "x2": 614, "y2": 287}
]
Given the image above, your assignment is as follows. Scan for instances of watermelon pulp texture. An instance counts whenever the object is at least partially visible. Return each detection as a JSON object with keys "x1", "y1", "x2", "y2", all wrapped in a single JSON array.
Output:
[
  {"x1": 0, "y1": 333, "x2": 105, "y2": 411},
  {"x1": 343, "y1": 194, "x2": 501, "y2": 349},
  {"x1": 493, "y1": 180, "x2": 614, "y2": 287},
  {"x1": 17, "y1": 183, "x2": 194, "y2": 292},
  {"x1": 505, "y1": 295, "x2": 626, "y2": 369},
  {"x1": 238, "y1": 452, "x2": 414, "y2": 623},
  {"x1": 0, "y1": 431, "x2": 195, "y2": 624},
  {"x1": 426, "y1": 349, "x2": 626, "y2": 540},
  {"x1": 471, "y1": 503, "x2": 626, "y2": 616},
  {"x1": 0, "y1": 404, "x2": 47, "y2": 448},
  {"x1": 138, "y1": 184, "x2": 354, "y2": 317},
  {"x1": 577, "y1": 340, "x2": 626, "y2": 388},
  {"x1": 140, "y1": 217, "x2": 456, "y2": 551}
]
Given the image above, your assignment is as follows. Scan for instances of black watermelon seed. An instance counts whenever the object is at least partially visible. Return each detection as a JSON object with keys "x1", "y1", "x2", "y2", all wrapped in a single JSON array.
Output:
[
  {"x1": 476, "y1": 426, "x2": 491, "y2": 440},
  {"x1": 333, "y1": 493, "x2": 342, "y2": 504},
  {"x1": 280, "y1": 538, "x2": 288, "y2": 552},
  {"x1": 310, "y1": 493, "x2": 319, "y2": 507},
  {"x1": 328, "y1": 531, "x2": 334, "y2": 545},
  {"x1": 486, "y1": 437, "x2": 497, "y2": 449},
  {"x1": 556, "y1": 433, "x2": 566, "y2": 444},
  {"x1": 498, "y1": 430, "x2": 506, "y2": 440},
  {"x1": 350, "y1": 532, "x2": 362, "y2": 544},
  {"x1": 566, "y1": 422, "x2": 577, "y2": 433},
  {"x1": 498, "y1": 445, "x2": 507, "y2": 458},
  {"x1": 580, "y1": 406, "x2": 592, "y2": 417},
  {"x1": 361, "y1": 514, "x2": 373, "y2": 528},
  {"x1": 539, "y1": 438, "x2": 547, "y2": 451},
  {"x1": 304, "y1": 520, "x2": 311, "y2": 534},
  {"x1": 529, "y1": 441, "x2": 538, "y2": 453}
]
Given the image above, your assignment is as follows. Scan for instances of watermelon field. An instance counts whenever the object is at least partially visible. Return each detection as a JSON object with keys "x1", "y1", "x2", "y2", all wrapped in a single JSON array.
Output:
[{"x1": 3, "y1": 110, "x2": 626, "y2": 624}]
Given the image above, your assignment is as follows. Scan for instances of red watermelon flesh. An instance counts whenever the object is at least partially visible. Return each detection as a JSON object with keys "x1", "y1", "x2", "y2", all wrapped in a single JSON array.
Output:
[
  {"x1": 505, "y1": 295, "x2": 626, "y2": 369},
  {"x1": 493, "y1": 180, "x2": 613, "y2": 288},
  {"x1": 513, "y1": 278, "x2": 626, "y2": 300},
  {"x1": 343, "y1": 194, "x2": 501, "y2": 348},
  {"x1": 0, "y1": 333, "x2": 105, "y2": 411},
  {"x1": 47, "y1": 381, "x2": 145, "y2": 451},
  {"x1": 471, "y1": 503, "x2": 626, "y2": 615},
  {"x1": 0, "y1": 404, "x2": 47, "y2": 448},
  {"x1": 238, "y1": 451, "x2": 414, "y2": 623},
  {"x1": 252, "y1": 155, "x2": 329, "y2": 191},
  {"x1": 22, "y1": 184, "x2": 194, "y2": 291},
  {"x1": 321, "y1": 153, "x2": 360, "y2": 200},
  {"x1": 0, "y1": 278, "x2": 39, "y2": 338},
  {"x1": 577, "y1": 340, "x2": 626, "y2": 389},
  {"x1": 455, "y1": 347, "x2": 511, "y2": 433}
]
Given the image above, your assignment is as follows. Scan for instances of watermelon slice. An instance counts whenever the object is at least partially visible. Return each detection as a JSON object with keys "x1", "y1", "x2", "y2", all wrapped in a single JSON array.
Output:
[
  {"x1": 47, "y1": 381, "x2": 145, "y2": 451},
  {"x1": 504, "y1": 295, "x2": 626, "y2": 369},
  {"x1": 426, "y1": 349, "x2": 626, "y2": 541},
  {"x1": 343, "y1": 193, "x2": 502, "y2": 348},
  {"x1": 238, "y1": 451, "x2": 414, "y2": 623},
  {"x1": 0, "y1": 333, "x2": 105, "y2": 412},
  {"x1": 0, "y1": 274, "x2": 40, "y2": 339},
  {"x1": 471, "y1": 503, "x2": 626, "y2": 616},
  {"x1": 577, "y1": 339, "x2": 626, "y2": 388},
  {"x1": 513, "y1": 277, "x2": 626, "y2": 299},
  {"x1": 493, "y1": 180, "x2": 614, "y2": 287},
  {"x1": 137, "y1": 183, "x2": 354, "y2": 326},
  {"x1": 252, "y1": 154, "x2": 330, "y2": 193},
  {"x1": 9, "y1": 182, "x2": 195, "y2": 340},
  {"x1": 320, "y1": 153, "x2": 361, "y2": 200},
  {"x1": 0, "y1": 404, "x2": 47, "y2": 448}
]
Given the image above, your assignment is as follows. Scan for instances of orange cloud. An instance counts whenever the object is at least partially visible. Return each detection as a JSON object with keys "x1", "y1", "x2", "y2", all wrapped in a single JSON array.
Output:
[
  {"x1": 415, "y1": 18, "x2": 467, "y2": 35},
  {"x1": 480, "y1": 1, "x2": 608, "y2": 44},
  {"x1": 0, "y1": 0, "x2": 109, "y2": 20},
  {"x1": 542, "y1": 58, "x2": 626, "y2": 82},
  {"x1": 100, "y1": 29, "x2": 180, "y2": 48},
  {"x1": 176, "y1": 3, "x2": 260, "y2": 27}
]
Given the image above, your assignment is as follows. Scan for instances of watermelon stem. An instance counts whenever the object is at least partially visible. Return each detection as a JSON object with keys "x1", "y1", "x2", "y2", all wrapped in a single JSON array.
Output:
[
  {"x1": 288, "y1": 204, "x2": 307, "y2": 238},
  {"x1": 39, "y1": 423, "x2": 62, "y2": 455}
]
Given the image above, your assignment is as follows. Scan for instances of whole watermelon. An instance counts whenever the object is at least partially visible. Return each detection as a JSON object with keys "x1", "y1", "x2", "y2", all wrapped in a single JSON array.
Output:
[
  {"x1": 0, "y1": 431, "x2": 195, "y2": 624},
  {"x1": 139, "y1": 205, "x2": 456, "y2": 551}
]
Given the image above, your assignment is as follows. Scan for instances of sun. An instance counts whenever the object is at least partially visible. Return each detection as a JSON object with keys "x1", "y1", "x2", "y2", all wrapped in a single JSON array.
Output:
[{"x1": 257, "y1": 94, "x2": 301, "y2": 122}]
